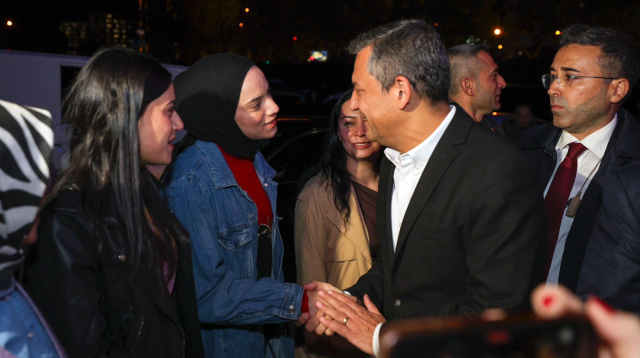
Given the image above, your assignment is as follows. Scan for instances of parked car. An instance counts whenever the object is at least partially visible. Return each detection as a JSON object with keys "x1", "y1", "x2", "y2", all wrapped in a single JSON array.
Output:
[{"x1": 261, "y1": 115, "x2": 329, "y2": 283}]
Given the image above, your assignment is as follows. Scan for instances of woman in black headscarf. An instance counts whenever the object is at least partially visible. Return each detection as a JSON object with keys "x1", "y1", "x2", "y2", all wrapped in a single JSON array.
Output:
[{"x1": 163, "y1": 54, "x2": 316, "y2": 358}]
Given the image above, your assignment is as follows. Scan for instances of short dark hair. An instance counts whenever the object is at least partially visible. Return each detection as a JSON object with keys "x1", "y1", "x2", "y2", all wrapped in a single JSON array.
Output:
[
  {"x1": 447, "y1": 44, "x2": 491, "y2": 97},
  {"x1": 347, "y1": 19, "x2": 450, "y2": 105},
  {"x1": 560, "y1": 24, "x2": 640, "y2": 91}
]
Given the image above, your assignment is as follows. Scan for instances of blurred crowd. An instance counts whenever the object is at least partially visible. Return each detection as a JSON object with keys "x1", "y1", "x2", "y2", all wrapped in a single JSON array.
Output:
[{"x1": 1, "y1": 19, "x2": 640, "y2": 358}]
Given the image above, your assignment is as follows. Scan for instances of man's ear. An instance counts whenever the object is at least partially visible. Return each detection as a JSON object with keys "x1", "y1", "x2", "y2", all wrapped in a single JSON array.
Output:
[
  {"x1": 610, "y1": 78, "x2": 630, "y2": 104},
  {"x1": 393, "y1": 75, "x2": 412, "y2": 110},
  {"x1": 460, "y1": 77, "x2": 475, "y2": 97}
]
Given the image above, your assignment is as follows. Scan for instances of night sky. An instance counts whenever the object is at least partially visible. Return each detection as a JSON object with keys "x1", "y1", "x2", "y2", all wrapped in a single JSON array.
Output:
[
  {"x1": 3, "y1": 0, "x2": 640, "y2": 116},
  {"x1": 4, "y1": 0, "x2": 640, "y2": 64}
]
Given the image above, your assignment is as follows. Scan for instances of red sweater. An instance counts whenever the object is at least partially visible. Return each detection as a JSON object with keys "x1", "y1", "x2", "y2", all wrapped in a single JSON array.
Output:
[{"x1": 218, "y1": 146, "x2": 273, "y2": 227}]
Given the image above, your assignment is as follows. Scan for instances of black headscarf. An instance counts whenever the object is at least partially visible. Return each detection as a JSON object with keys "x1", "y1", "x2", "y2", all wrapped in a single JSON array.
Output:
[
  {"x1": 173, "y1": 54, "x2": 258, "y2": 158},
  {"x1": 140, "y1": 74, "x2": 173, "y2": 113}
]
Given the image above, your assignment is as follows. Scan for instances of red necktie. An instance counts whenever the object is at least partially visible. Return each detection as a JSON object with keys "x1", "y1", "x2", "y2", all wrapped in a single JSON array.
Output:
[{"x1": 544, "y1": 142, "x2": 588, "y2": 279}]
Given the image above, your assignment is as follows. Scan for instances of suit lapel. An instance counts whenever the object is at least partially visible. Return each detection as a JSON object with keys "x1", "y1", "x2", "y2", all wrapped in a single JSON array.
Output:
[
  {"x1": 108, "y1": 223, "x2": 181, "y2": 328},
  {"x1": 393, "y1": 146, "x2": 459, "y2": 261},
  {"x1": 136, "y1": 264, "x2": 182, "y2": 327},
  {"x1": 569, "y1": 142, "x2": 615, "y2": 228},
  {"x1": 378, "y1": 157, "x2": 395, "y2": 272},
  {"x1": 392, "y1": 109, "x2": 470, "y2": 265}
]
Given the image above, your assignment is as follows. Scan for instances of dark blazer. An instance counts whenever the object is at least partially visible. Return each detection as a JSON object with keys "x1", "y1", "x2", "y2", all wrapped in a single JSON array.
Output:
[
  {"x1": 24, "y1": 187, "x2": 204, "y2": 358},
  {"x1": 518, "y1": 108, "x2": 640, "y2": 296},
  {"x1": 347, "y1": 105, "x2": 547, "y2": 320},
  {"x1": 575, "y1": 110, "x2": 640, "y2": 312}
]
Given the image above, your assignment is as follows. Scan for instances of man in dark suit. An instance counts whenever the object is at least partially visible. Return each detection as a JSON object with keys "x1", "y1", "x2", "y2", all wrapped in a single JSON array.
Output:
[
  {"x1": 448, "y1": 44, "x2": 507, "y2": 136},
  {"x1": 303, "y1": 19, "x2": 547, "y2": 356},
  {"x1": 517, "y1": 24, "x2": 640, "y2": 310}
]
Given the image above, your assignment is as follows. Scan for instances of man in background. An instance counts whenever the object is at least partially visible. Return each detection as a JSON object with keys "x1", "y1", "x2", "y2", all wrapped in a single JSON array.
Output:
[
  {"x1": 503, "y1": 104, "x2": 543, "y2": 141},
  {"x1": 448, "y1": 44, "x2": 507, "y2": 136}
]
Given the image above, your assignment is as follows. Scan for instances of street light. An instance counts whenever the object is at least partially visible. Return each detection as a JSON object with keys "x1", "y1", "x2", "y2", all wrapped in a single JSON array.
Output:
[
  {"x1": 239, "y1": 23, "x2": 244, "y2": 27},
  {"x1": 245, "y1": 8, "x2": 249, "y2": 12},
  {"x1": 494, "y1": 28, "x2": 501, "y2": 35},
  {"x1": 498, "y1": 45, "x2": 503, "y2": 50},
  {"x1": 555, "y1": 30, "x2": 561, "y2": 35},
  {"x1": 7, "y1": 21, "x2": 13, "y2": 26}
]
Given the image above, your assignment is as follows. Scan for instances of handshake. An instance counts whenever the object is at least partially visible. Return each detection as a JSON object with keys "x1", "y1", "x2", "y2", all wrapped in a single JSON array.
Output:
[{"x1": 295, "y1": 282, "x2": 386, "y2": 355}]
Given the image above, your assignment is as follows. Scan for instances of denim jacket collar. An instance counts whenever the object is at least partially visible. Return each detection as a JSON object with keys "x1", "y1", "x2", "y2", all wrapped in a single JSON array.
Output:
[{"x1": 193, "y1": 140, "x2": 276, "y2": 190}]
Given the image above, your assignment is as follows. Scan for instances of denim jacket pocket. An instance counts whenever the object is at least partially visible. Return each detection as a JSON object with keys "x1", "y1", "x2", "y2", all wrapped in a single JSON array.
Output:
[
  {"x1": 218, "y1": 228, "x2": 253, "y2": 252},
  {"x1": 217, "y1": 227, "x2": 254, "y2": 279}
]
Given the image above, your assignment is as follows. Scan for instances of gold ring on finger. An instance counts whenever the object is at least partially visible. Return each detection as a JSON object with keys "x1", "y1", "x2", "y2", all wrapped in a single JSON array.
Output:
[{"x1": 342, "y1": 316, "x2": 349, "y2": 325}]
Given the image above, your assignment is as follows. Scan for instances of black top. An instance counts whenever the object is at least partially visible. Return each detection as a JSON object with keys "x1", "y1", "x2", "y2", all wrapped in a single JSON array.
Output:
[{"x1": 351, "y1": 181, "x2": 380, "y2": 259}]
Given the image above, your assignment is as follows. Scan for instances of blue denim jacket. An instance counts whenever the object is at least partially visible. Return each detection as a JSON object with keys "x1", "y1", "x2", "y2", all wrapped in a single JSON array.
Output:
[
  {"x1": 163, "y1": 141, "x2": 303, "y2": 358},
  {"x1": 0, "y1": 279, "x2": 65, "y2": 358}
]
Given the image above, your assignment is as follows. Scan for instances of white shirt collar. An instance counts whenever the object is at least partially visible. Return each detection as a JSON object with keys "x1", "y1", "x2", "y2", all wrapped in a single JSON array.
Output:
[
  {"x1": 385, "y1": 105, "x2": 456, "y2": 168},
  {"x1": 556, "y1": 114, "x2": 617, "y2": 159}
]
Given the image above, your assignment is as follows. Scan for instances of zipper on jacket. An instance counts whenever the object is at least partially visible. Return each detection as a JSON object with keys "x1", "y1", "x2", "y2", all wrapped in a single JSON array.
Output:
[{"x1": 129, "y1": 316, "x2": 145, "y2": 356}]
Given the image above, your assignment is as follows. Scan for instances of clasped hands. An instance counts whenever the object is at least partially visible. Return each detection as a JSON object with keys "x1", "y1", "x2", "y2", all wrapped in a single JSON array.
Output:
[{"x1": 295, "y1": 281, "x2": 386, "y2": 355}]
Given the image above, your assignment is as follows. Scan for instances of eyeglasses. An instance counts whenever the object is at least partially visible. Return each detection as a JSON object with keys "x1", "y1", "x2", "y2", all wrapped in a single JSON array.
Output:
[{"x1": 542, "y1": 74, "x2": 618, "y2": 89}]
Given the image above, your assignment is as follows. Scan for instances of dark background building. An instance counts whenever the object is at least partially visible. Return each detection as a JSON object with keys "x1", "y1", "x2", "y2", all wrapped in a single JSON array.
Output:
[{"x1": 2, "y1": 0, "x2": 640, "y2": 117}]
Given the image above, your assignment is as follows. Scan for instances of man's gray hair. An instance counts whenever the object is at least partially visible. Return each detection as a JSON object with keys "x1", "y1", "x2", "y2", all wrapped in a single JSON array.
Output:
[
  {"x1": 347, "y1": 19, "x2": 450, "y2": 105},
  {"x1": 447, "y1": 44, "x2": 490, "y2": 97}
]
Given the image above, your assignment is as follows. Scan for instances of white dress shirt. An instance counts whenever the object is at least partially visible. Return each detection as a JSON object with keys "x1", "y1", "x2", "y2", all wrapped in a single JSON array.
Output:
[
  {"x1": 371, "y1": 105, "x2": 456, "y2": 357},
  {"x1": 545, "y1": 115, "x2": 617, "y2": 284}
]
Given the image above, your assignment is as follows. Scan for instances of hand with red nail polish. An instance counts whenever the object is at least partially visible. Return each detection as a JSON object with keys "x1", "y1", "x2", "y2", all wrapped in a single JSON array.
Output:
[{"x1": 531, "y1": 284, "x2": 640, "y2": 357}]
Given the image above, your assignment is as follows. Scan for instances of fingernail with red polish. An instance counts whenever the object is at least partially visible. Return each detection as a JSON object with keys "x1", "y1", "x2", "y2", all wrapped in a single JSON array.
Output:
[
  {"x1": 543, "y1": 296, "x2": 554, "y2": 308},
  {"x1": 593, "y1": 296, "x2": 615, "y2": 313}
]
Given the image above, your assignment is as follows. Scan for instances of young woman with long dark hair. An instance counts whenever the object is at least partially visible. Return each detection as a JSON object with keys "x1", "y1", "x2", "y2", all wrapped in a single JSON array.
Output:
[
  {"x1": 295, "y1": 90, "x2": 382, "y2": 289},
  {"x1": 23, "y1": 48, "x2": 203, "y2": 358},
  {"x1": 294, "y1": 91, "x2": 383, "y2": 357}
]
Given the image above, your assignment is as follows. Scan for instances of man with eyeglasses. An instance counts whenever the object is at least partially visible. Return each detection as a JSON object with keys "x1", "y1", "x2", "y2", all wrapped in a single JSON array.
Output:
[{"x1": 518, "y1": 24, "x2": 640, "y2": 313}]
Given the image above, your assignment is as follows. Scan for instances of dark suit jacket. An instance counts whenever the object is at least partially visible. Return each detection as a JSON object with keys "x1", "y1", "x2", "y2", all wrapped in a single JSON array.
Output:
[
  {"x1": 572, "y1": 110, "x2": 640, "y2": 312},
  {"x1": 518, "y1": 108, "x2": 640, "y2": 297},
  {"x1": 347, "y1": 105, "x2": 547, "y2": 321}
]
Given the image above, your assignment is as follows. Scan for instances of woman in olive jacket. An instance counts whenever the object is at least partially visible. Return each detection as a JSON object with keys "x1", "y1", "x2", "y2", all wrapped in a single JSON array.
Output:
[{"x1": 23, "y1": 48, "x2": 204, "y2": 358}]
